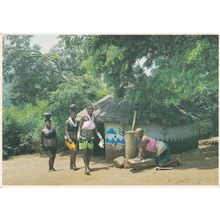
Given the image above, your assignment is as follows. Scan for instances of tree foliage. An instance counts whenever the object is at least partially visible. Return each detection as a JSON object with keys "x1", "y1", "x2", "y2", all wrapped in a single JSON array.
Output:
[
  {"x1": 2, "y1": 35, "x2": 109, "y2": 159},
  {"x1": 83, "y1": 35, "x2": 218, "y2": 132},
  {"x1": 3, "y1": 34, "x2": 218, "y2": 159},
  {"x1": 49, "y1": 74, "x2": 108, "y2": 122},
  {"x1": 3, "y1": 36, "x2": 58, "y2": 104}
]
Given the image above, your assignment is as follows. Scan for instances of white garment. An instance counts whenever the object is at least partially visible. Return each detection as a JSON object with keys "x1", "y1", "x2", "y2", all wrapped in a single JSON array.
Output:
[{"x1": 82, "y1": 113, "x2": 95, "y2": 130}]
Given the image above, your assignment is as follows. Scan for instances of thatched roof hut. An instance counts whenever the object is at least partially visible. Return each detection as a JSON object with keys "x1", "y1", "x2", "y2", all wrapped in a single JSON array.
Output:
[
  {"x1": 76, "y1": 94, "x2": 137, "y2": 124},
  {"x1": 76, "y1": 94, "x2": 200, "y2": 161},
  {"x1": 76, "y1": 94, "x2": 193, "y2": 126}
]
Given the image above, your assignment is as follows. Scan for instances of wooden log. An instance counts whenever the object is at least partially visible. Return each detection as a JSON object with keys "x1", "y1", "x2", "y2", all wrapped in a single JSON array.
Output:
[
  {"x1": 128, "y1": 158, "x2": 155, "y2": 170},
  {"x1": 125, "y1": 131, "x2": 136, "y2": 167},
  {"x1": 198, "y1": 136, "x2": 219, "y2": 149}
]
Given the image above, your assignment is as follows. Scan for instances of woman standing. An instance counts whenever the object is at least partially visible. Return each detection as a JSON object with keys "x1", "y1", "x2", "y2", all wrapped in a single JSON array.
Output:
[
  {"x1": 77, "y1": 104, "x2": 103, "y2": 175},
  {"x1": 40, "y1": 113, "x2": 58, "y2": 172},
  {"x1": 65, "y1": 104, "x2": 78, "y2": 170}
]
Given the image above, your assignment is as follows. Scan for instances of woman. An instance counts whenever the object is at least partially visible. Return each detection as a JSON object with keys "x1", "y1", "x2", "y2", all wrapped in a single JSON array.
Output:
[
  {"x1": 40, "y1": 113, "x2": 58, "y2": 172},
  {"x1": 77, "y1": 104, "x2": 103, "y2": 175},
  {"x1": 65, "y1": 104, "x2": 78, "y2": 170},
  {"x1": 134, "y1": 128, "x2": 181, "y2": 167}
]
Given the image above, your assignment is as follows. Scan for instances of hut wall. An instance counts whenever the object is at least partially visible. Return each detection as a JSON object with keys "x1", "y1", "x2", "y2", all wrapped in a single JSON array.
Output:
[
  {"x1": 104, "y1": 122, "x2": 199, "y2": 161},
  {"x1": 136, "y1": 123, "x2": 197, "y2": 140},
  {"x1": 104, "y1": 122, "x2": 131, "y2": 161}
]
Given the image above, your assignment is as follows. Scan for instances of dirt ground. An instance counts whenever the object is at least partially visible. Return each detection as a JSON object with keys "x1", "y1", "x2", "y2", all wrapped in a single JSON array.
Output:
[{"x1": 2, "y1": 147, "x2": 219, "y2": 186}]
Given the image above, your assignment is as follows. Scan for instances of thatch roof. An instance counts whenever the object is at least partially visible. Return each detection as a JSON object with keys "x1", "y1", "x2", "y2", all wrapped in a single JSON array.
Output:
[
  {"x1": 76, "y1": 94, "x2": 193, "y2": 126},
  {"x1": 76, "y1": 94, "x2": 136, "y2": 124}
]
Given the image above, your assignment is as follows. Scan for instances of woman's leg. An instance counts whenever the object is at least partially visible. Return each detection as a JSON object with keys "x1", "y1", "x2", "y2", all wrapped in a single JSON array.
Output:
[
  {"x1": 86, "y1": 141, "x2": 94, "y2": 171},
  {"x1": 82, "y1": 149, "x2": 90, "y2": 175},
  {"x1": 157, "y1": 147, "x2": 181, "y2": 167},
  {"x1": 51, "y1": 153, "x2": 56, "y2": 171},
  {"x1": 48, "y1": 147, "x2": 56, "y2": 171},
  {"x1": 70, "y1": 150, "x2": 77, "y2": 170},
  {"x1": 159, "y1": 157, "x2": 181, "y2": 167},
  {"x1": 79, "y1": 141, "x2": 91, "y2": 175},
  {"x1": 158, "y1": 150, "x2": 181, "y2": 167},
  {"x1": 48, "y1": 150, "x2": 53, "y2": 171},
  {"x1": 86, "y1": 149, "x2": 92, "y2": 171}
]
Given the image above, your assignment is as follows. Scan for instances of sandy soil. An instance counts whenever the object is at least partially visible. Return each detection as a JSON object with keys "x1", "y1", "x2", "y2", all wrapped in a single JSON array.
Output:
[{"x1": 2, "y1": 147, "x2": 218, "y2": 186}]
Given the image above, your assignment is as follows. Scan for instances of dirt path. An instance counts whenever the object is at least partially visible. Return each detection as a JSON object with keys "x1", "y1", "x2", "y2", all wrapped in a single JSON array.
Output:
[{"x1": 2, "y1": 148, "x2": 218, "y2": 186}]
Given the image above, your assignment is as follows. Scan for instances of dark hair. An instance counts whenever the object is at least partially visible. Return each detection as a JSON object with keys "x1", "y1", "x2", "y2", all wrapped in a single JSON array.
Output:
[
  {"x1": 86, "y1": 104, "x2": 93, "y2": 109},
  {"x1": 69, "y1": 104, "x2": 77, "y2": 112},
  {"x1": 44, "y1": 112, "x2": 52, "y2": 120}
]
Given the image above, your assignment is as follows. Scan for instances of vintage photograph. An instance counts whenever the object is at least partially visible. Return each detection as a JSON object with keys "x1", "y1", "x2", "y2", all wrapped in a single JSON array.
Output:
[{"x1": 2, "y1": 34, "x2": 218, "y2": 185}]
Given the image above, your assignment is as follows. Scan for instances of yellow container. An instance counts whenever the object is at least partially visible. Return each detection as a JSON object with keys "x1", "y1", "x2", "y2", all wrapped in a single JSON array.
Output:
[{"x1": 65, "y1": 140, "x2": 77, "y2": 150}]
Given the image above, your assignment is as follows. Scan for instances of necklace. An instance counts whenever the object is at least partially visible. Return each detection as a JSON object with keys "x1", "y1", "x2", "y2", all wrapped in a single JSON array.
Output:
[
  {"x1": 44, "y1": 127, "x2": 52, "y2": 133},
  {"x1": 69, "y1": 117, "x2": 77, "y2": 127}
]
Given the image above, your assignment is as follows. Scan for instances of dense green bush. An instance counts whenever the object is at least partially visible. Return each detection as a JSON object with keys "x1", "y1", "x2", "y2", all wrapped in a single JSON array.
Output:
[
  {"x1": 3, "y1": 100, "x2": 48, "y2": 159},
  {"x1": 3, "y1": 76, "x2": 109, "y2": 159}
]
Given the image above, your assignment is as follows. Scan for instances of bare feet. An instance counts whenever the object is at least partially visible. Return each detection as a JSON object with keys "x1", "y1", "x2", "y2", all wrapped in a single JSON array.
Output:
[
  {"x1": 176, "y1": 157, "x2": 181, "y2": 165},
  {"x1": 88, "y1": 167, "x2": 93, "y2": 172},
  {"x1": 134, "y1": 157, "x2": 143, "y2": 162},
  {"x1": 85, "y1": 168, "x2": 90, "y2": 175},
  {"x1": 70, "y1": 166, "x2": 78, "y2": 171},
  {"x1": 48, "y1": 169, "x2": 56, "y2": 172}
]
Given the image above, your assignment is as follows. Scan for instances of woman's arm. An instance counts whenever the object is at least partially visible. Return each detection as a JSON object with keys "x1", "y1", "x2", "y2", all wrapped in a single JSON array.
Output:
[
  {"x1": 54, "y1": 129, "x2": 58, "y2": 145},
  {"x1": 64, "y1": 121, "x2": 72, "y2": 142},
  {"x1": 136, "y1": 136, "x2": 149, "y2": 161},
  {"x1": 94, "y1": 127, "x2": 103, "y2": 140},
  {"x1": 139, "y1": 141, "x2": 145, "y2": 158},
  {"x1": 94, "y1": 117, "x2": 103, "y2": 140},
  {"x1": 77, "y1": 118, "x2": 83, "y2": 140}
]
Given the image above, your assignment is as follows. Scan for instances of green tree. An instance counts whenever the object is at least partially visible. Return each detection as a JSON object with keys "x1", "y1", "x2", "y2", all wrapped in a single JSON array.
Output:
[
  {"x1": 3, "y1": 35, "x2": 109, "y2": 158},
  {"x1": 46, "y1": 35, "x2": 110, "y2": 120},
  {"x1": 48, "y1": 74, "x2": 109, "y2": 145},
  {"x1": 83, "y1": 35, "x2": 218, "y2": 134},
  {"x1": 3, "y1": 35, "x2": 63, "y2": 104},
  {"x1": 49, "y1": 74, "x2": 108, "y2": 119}
]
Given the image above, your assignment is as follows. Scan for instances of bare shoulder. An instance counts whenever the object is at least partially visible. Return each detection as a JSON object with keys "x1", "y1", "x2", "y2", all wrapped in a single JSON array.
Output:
[
  {"x1": 81, "y1": 115, "x2": 88, "y2": 121},
  {"x1": 145, "y1": 135, "x2": 151, "y2": 141},
  {"x1": 142, "y1": 135, "x2": 150, "y2": 143}
]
